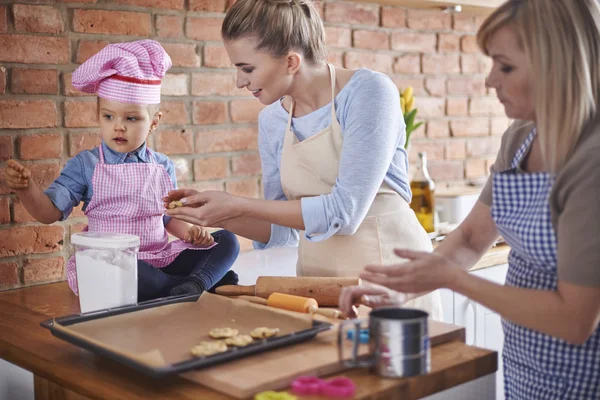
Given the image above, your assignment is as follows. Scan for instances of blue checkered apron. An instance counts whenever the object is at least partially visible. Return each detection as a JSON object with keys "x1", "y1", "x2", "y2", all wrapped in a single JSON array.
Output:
[{"x1": 491, "y1": 129, "x2": 600, "y2": 399}]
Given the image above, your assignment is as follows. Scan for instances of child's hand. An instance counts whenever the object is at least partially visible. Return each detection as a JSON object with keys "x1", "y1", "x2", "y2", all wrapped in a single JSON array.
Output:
[
  {"x1": 185, "y1": 225, "x2": 215, "y2": 247},
  {"x1": 5, "y1": 160, "x2": 32, "y2": 191}
]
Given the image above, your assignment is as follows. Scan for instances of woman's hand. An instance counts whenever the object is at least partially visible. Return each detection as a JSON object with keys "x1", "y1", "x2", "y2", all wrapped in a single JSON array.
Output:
[
  {"x1": 339, "y1": 282, "x2": 409, "y2": 319},
  {"x1": 185, "y1": 225, "x2": 215, "y2": 247},
  {"x1": 359, "y1": 249, "x2": 463, "y2": 294},
  {"x1": 5, "y1": 160, "x2": 32, "y2": 191},
  {"x1": 164, "y1": 189, "x2": 244, "y2": 227}
]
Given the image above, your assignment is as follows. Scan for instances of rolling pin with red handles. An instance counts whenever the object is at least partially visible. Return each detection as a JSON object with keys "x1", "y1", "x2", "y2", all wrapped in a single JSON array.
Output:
[
  {"x1": 214, "y1": 276, "x2": 359, "y2": 307},
  {"x1": 239, "y1": 293, "x2": 342, "y2": 319}
]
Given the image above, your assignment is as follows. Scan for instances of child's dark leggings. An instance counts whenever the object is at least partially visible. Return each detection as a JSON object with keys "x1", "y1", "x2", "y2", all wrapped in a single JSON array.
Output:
[{"x1": 137, "y1": 230, "x2": 240, "y2": 302}]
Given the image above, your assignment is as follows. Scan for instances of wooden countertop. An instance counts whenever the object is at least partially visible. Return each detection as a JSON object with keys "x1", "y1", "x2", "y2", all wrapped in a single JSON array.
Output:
[
  {"x1": 0, "y1": 282, "x2": 497, "y2": 400},
  {"x1": 470, "y1": 244, "x2": 510, "y2": 272}
]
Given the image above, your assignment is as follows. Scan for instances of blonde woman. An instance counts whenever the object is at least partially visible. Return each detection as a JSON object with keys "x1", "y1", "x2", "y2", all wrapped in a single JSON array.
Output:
[
  {"x1": 340, "y1": 0, "x2": 600, "y2": 398},
  {"x1": 164, "y1": 0, "x2": 442, "y2": 319}
]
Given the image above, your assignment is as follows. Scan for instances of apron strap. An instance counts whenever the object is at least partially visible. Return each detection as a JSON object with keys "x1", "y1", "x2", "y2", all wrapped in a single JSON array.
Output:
[
  {"x1": 146, "y1": 147, "x2": 157, "y2": 164},
  {"x1": 326, "y1": 63, "x2": 339, "y2": 128},
  {"x1": 510, "y1": 128, "x2": 537, "y2": 169},
  {"x1": 286, "y1": 100, "x2": 295, "y2": 133},
  {"x1": 98, "y1": 144, "x2": 106, "y2": 164}
]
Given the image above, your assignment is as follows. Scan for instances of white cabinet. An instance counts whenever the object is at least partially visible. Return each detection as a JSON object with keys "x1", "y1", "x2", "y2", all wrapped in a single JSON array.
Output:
[{"x1": 451, "y1": 264, "x2": 508, "y2": 400}]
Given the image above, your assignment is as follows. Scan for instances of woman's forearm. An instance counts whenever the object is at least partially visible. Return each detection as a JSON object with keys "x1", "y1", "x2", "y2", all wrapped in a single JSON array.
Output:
[
  {"x1": 450, "y1": 271, "x2": 600, "y2": 344},
  {"x1": 219, "y1": 216, "x2": 273, "y2": 244},
  {"x1": 241, "y1": 198, "x2": 305, "y2": 231}
]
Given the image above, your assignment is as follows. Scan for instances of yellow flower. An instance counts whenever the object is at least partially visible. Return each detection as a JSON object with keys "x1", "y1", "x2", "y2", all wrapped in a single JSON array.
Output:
[
  {"x1": 401, "y1": 86, "x2": 413, "y2": 103},
  {"x1": 406, "y1": 96, "x2": 415, "y2": 112},
  {"x1": 401, "y1": 97, "x2": 407, "y2": 114}
]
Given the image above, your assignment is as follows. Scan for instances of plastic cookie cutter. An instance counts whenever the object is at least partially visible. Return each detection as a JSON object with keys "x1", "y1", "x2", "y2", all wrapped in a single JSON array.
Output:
[
  {"x1": 254, "y1": 390, "x2": 297, "y2": 400},
  {"x1": 291, "y1": 376, "x2": 356, "y2": 398}
]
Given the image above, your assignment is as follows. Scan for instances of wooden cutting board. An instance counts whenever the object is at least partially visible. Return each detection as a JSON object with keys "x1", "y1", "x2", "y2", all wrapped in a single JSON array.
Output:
[{"x1": 181, "y1": 310, "x2": 465, "y2": 399}]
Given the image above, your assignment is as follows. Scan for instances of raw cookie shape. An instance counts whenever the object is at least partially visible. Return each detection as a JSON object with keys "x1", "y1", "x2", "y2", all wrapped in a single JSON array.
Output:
[
  {"x1": 191, "y1": 341, "x2": 228, "y2": 357},
  {"x1": 209, "y1": 327, "x2": 239, "y2": 339},
  {"x1": 224, "y1": 334, "x2": 254, "y2": 347},
  {"x1": 168, "y1": 200, "x2": 184, "y2": 209},
  {"x1": 250, "y1": 327, "x2": 280, "y2": 339}
]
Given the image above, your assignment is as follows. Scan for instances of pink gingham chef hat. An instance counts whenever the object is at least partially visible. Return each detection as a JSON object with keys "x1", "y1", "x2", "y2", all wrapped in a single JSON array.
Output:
[{"x1": 72, "y1": 39, "x2": 172, "y2": 105}]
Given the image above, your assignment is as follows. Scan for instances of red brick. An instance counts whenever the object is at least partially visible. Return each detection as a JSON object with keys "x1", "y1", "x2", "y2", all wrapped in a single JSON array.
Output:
[
  {"x1": 156, "y1": 15, "x2": 183, "y2": 39},
  {"x1": 353, "y1": 30, "x2": 389, "y2": 50},
  {"x1": 23, "y1": 257, "x2": 64, "y2": 285},
  {"x1": 422, "y1": 54, "x2": 460, "y2": 75},
  {"x1": 469, "y1": 97, "x2": 504, "y2": 116},
  {"x1": 64, "y1": 101, "x2": 98, "y2": 128},
  {"x1": 12, "y1": 69, "x2": 59, "y2": 95},
  {"x1": 461, "y1": 35, "x2": 479, "y2": 53},
  {"x1": 189, "y1": 0, "x2": 225, "y2": 12},
  {"x1": 438, "y1": 34, "x2": 460, "y2": 52},
  {"x1": 0, "y1": 197, "x2": 9, "y2": 224},
  {"x1": 162, "y1": 43, "x2": 200, "y2": 68},
  {"x1": 393, "y1": 54, "x2": 420, "y2": 75},
  {"x1": 408, "y1": 140, "x2": 444, "y2": 164},
  {"x1": 453, "y1": 15, "x2": 477, "y2": 32},
  {"x1": 63, "y1": 73, "x2": 87, "y2": 97},
  {"x1": 194, "y1": 157, "x2": 228, "y2": 180},
  {"x1": 447, "y1": 77, "x2": 486, "y2": 96},
  {"x1": 0, "y1": 161, "x2": 60, "y2": 195},
  {"x1": 0, "y1": 6, "x2": 7, "y2": 33},
  {"x1": 466, "y1": 137, "x2": 501, "y2": 157},
  {"x1": 192, "y1": 72, "x2": 247, "y2": 97},
  {"x1": 186, "y1": 180, "x2": 225, "y2": 192},
  {"x1": 415, "y1": 97, "x2": 444, "y2": 118},
  {"x1": 491, "y1": 118, "x2": 512, "y2": 136},
  {"x1": 69, "y1": 132, "x2": 101, "y2": 156},
  {"x1": 13, "y1": 198, "x2": 36, "y2": 223},
  {"x1": 325, "y1": 26, "x2": 351, "y2": 49},
  {"x1": 450, "y1": 118, "x2": 490, "y2": 137},
  {"x1": 154, "y1": 129, "x2": 193, "y2": 155},
  {"x1": 381, "y1": 6, "x2": 406, "y2": 28},
  {"x1": 325, "y1": 2, "x2": 379, "y2": 26},
  {"x1": 186, "y1": 17, "x2": 224, "y2": 41},
  {"x1": 170, "y1": 157, "x2": 191, "y2": 182},
  {"x1": 461, "y1": 54, "x2": 481, "y2": 75},
  {"x1": 425, "y1": 78, "x2": 446, "y2": 97},
  {"x1": 69, "y1": 202, "x2": 85, "y2": 218},
  {"x1": 231, "y1": 153, "x2": 261, "y2": 176},
  {"x1": 391, "y1": 32, "x2": 436, "y2": 53},
  {"x1": 70, "y1": 223, "x2": 88, "y2": 235},
  {"x1": 0, "y1": 100, "x2": 57, "y2": 129},
  {"x1": 73, "y1": 10, "x2": 151, "y2": 36},
  {"x1": 428, "y1": 161, "x2": 464, "y2": 182},
  {"x1": 76, "y1": 40, "x2": 109, "y2": 63},
  {"x1": 18, "y1": 134, "x2": 63, "y2": 160},
  {"x1": 446, "y1": 98, "x2": 469, "y2": 116},
  {"x1": 225, "y1": 178, "x2": 259, "y2": 198},
  {"x1": 465, "y1": 159, "x2": 487, "y2": 179},
  {"x1": 203, "y1": 44, "x2": 231, "y2": 68},
  {"x1": 0, "y1": 262, "x2": 20, "y2": 290},
  {"x1": 0, "y1": 136, "x2": 13, "y2": 162},
  {"x1": 407, "y1": 10, "x2": 451, "y2": 30},
  {"x1": 392, "y1": 78, "x2": 425, "y2": 96},
  {"x1": 0, "y1": 35, "x2": 69, "y2": 64},
  {"x1": 113, "y1": 0, "x2": 183, "y2": 9},
  {"x1": 193, "y1": 101, "x2": 227, "y2": 125},
  {"x1": 160, "y1": 100, "x2": 189, "y2": 125},
  {"x1": 344, "y1": 52, "x2": 393, "y2": 75},
  {"x1": 0, "y1": 67, "x2": 5, "y2": 94},
  {"x1": 445, "y1": 139, "x2": 466, "y2": 160},
  {"x1": 13, "y1": 4, "x2": 63, "y2": 34},
  {"x1": 0, "y1": 226, "x2": 64, "y2": 257},
  {"x1": 230, "y1": 99, "x2": 265, "y2": 124},
  {"x1": 195, "y1": 127, "x2": 258, "y2": 154},
  {"x1": 162, "y1": 74, "x2": 188, "y2": 96},
  {"x1": 427, "y1": 120, "x2": 450, "y2": 138},
  {"x1": 480, "y1": 57, "x2": 493, "y2": 74}
]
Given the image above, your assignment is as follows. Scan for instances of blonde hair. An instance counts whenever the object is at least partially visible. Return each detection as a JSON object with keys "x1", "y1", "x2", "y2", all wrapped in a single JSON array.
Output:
[
  {"x1": 477, "y1": 0, "x2": 600, "y2": 172},
  {"x1": 222, "y1": 0, "x2": 327, "y2": 64}
]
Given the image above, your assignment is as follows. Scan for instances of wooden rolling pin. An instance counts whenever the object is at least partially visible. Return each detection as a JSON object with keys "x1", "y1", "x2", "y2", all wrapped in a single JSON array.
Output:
[
  {"x1": 239, "y1": 293, "x2": 342, "y2": 319},
  {"x1": 215, "y1": 276, "x2": 359, "y2": 307}
]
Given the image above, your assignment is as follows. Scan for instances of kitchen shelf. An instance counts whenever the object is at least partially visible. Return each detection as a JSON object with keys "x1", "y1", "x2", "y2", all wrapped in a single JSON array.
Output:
[{"x1": 346, "y1": 0, "x2": 504, "y2": 15}]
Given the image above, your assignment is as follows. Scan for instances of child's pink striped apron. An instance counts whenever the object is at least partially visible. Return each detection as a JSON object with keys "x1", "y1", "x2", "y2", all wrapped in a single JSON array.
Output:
[{"x1": 66, "y1": 145, "x2": 213, "y2": 294}]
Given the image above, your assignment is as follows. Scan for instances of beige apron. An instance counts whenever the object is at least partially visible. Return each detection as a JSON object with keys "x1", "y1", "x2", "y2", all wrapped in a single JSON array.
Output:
[{"x1": 279, "y1": 64, "x2": 442, "y2": 320}]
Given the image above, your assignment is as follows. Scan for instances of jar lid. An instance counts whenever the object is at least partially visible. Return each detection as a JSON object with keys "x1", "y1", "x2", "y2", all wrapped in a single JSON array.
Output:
[{"x1": 71, "y1": 232, "x2": 140, "y2": 249}]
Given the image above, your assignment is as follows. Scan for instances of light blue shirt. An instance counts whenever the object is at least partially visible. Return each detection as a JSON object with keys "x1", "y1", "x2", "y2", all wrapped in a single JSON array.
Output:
[
  {"x1": 254, "y1": 68, "x2": 410, "y2": 250},
  {"x1": 44, "y1": 141, "x2": 177, "y2": 224}
]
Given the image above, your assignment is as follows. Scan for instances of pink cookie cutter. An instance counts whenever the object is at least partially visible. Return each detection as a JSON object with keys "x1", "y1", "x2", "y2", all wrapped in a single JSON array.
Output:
[{"x1": 291, "y1": 376, "x2": 355, "y2": 398}]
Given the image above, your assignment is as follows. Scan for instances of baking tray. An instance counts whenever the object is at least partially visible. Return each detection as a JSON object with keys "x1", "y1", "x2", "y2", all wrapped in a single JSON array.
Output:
[{"x1": 41, "y1": 294, "x2": 333, "y2": 378}]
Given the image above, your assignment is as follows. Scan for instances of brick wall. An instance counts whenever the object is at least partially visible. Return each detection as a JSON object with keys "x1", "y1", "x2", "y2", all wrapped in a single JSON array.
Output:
[{"x1": 0, "y1": 0, "x2": 509, "y2": 291}]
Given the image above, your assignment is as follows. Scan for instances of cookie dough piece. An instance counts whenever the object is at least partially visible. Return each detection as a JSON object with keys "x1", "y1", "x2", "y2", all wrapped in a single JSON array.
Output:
[
  {"x1": 224, "y1": 334, "x2": 254, "y2": 347},
  {"x1": 250, "y1": 327, "x2": 280, "y2": 339},
  {"x1": 168, "y1": 200, "x2": 184, "y2": 209},
  {"x1": 191, "y1": 341, "x2": 228, "y2": 357},
  {"x1": 209, "y1": 327, "x2": 239, "y2": 339}
]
